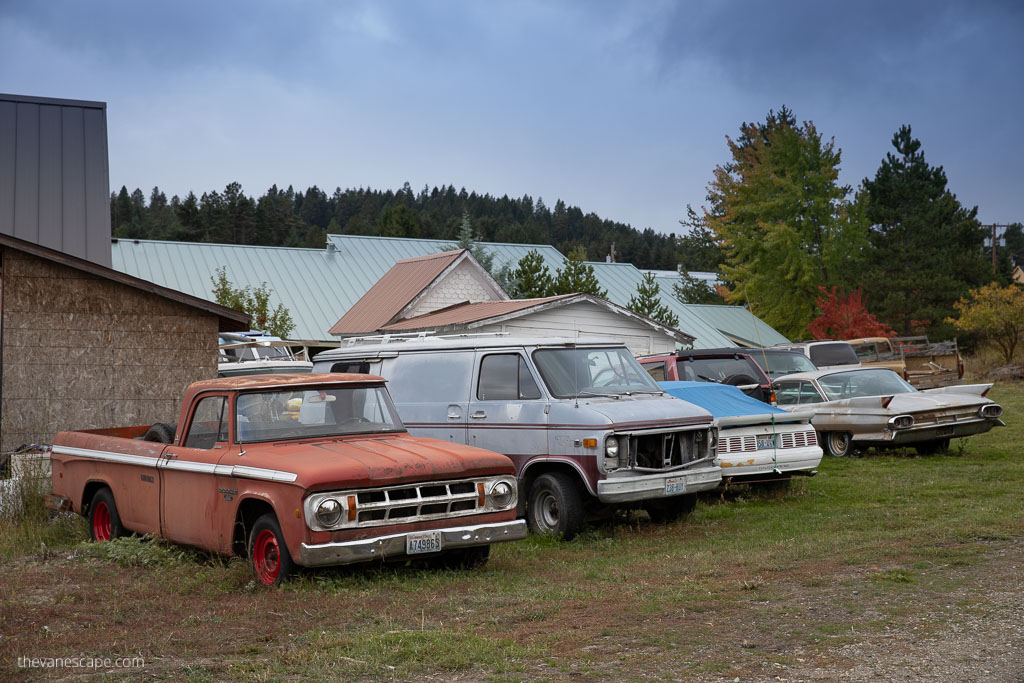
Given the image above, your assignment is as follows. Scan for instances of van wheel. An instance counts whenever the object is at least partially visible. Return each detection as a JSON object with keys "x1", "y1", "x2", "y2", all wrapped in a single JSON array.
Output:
[
  {"x1": 527, "y1": 473, "x2": 585, "y2": 539},
  {"x1": 824, "y1": 431, "x2": 852, "y2": 457},
  {"x1": 89, "y1": 488, "x2": 125, "y2": 542},
  {"x1": 248, "y1": 513, "x2": 295, "y2": 586},
  {"x1": 645, "y1": 493, "x2": 697, "y2": 523}
]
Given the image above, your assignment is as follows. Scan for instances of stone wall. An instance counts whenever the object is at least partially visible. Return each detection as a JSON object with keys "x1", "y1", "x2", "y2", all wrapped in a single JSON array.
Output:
[{"x1": 1, "y1": 248, "x2": 218, "y2": 450}]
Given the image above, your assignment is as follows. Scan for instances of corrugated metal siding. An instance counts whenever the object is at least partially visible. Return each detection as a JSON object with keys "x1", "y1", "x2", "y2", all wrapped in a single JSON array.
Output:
[{"x1": 0, "y1": 94, "x2": 111, "y2": 267}]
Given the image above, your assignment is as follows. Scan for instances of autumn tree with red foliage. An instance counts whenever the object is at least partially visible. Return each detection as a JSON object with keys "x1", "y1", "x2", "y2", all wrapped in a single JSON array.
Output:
[{"x1": 808, "y1": 286, "x2": 895, "y2": 339}]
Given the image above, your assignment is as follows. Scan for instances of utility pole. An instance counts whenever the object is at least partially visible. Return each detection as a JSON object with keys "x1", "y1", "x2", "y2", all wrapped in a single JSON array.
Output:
[{"x1": 981, "y1": 224, "x2": 1012, "y2": 274}]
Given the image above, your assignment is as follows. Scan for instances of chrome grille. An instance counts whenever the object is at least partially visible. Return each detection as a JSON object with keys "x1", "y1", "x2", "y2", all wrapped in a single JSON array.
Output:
[
  {"x1": 914, "y1": 409, "x2": 979, "y2": 426},
  {"x1": 718, "y1": 429, "x2": 817, "y2": 454},
  {"x1": 353, "y1": 479, "x2": 479, "y2": 525}
]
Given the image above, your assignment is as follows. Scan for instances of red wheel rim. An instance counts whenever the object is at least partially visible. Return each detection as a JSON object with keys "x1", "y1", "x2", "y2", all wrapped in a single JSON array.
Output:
[
  {"x1": 253, "y1": 529, "x2": 280, "y2": 584},
  {"x1": 93, "y1": 501, "x2": 111, "y2": 541}
]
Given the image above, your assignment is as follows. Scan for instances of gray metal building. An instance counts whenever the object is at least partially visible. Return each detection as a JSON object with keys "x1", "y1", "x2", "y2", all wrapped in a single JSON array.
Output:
[{"x1": 0, "y1": 93, "x2": 111, "y2": 268}]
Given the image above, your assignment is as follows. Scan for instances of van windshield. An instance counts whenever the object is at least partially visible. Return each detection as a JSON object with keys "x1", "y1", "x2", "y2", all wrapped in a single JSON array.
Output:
[
  {"x1": 235, "y1": 385, "x2": 404, "y2": 443},
  {"x1": 533, "y1": 347, "x2": 660, "y2": 398}
]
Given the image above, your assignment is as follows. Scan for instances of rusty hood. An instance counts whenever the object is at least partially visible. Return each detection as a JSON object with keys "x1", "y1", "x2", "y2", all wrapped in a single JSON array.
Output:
[{"x1": 240, "y1": 434, "x2": 515, "y2": 490}]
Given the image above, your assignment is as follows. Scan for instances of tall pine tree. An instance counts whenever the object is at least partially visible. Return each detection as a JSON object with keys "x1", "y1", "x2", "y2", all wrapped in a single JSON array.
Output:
[
  {"x1": 552, "y1": 246, "x2": 607, "y2": 297},
  {"x1": 859, "y1": 125, "x2": 990, "y2": 337},
  {"x1": 628, "y1": 273, "x2": 680, "y2": 327}
]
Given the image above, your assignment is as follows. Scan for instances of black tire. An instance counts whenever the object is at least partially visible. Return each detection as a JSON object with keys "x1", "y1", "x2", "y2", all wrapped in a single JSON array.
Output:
[
  {"x1": 723, "y1": 374, "x2": 758, "y2": 387},
  {"x1": 823, "y1": 431, "x2": 853, "y2": 457},
  {"x1": 142, "y1": 422, "x2": 176, "y2": 444},
  {"x1": 248, "y1": 513, "x2": 295, "y2": 586},
  {"x1": 915, "y1": 438, "x2": 950, "y2": 456},
  {"x1": 527, "y1": 472, "x2": 585, "y2": 539},
  {"x1": 89, "y1": 488, "x2": 126, "y2": 542},
  {"x1": 427, "y1": 545, "x2": 490, "y2": 570},
  {"x1": 645, "y1": 493, "x2": 697, "y2": 523}
]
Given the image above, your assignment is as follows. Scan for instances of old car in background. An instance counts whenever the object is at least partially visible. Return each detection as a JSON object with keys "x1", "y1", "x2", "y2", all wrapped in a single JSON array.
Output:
[
  {"x1": 639, "y1": 348, "x2": 774, "y2": 404},
  {"x1": 659, "y1": 381, "x2": 821, "y2": 483},
  {"x1": 773, "y1": 368, "x2": 1004, "y2": 457},
  {"x1": 745, "y1": 348, "x2": 819, "y2": 383},
  {"x1": 315, "y1": 336, "x2": 723, "y2": 539},
  {"x1": 47, "y1": 374, "x2": 525, "y2": 585},
  {"x1": 848, "y1": 336, "x2": 964, "y2": 389},
  {"x1": 774, "y1": 341, "x2": 861, "y2": 371}
]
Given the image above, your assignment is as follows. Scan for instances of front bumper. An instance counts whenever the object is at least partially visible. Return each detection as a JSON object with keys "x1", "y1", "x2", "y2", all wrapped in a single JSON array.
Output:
[
  {"x1": 298, "y1": 519, "x2": 527, "y2": 568},
  {"x1": 718, "y1": 445, "x2": 823, "y2": 479},
  {"x1": 596, "y1": 462, "x2": 722, "y2": 503}
]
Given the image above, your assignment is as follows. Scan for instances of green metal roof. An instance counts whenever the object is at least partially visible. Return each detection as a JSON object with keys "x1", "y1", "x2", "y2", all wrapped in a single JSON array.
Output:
[
  {"x1": 110, "y1": 235, "x2": 787, "y2": 349},
  {"x1": 679, "y1": 304, "x2": 790, "y2": 347}
]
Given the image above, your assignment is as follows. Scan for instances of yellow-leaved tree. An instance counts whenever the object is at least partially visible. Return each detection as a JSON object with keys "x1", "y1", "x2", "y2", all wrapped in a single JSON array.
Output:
[{"x1": 947, "y1": 283, "x2": 1024, "y2": 363}]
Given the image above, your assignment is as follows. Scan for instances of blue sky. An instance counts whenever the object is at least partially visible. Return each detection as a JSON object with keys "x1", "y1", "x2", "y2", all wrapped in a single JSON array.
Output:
[{"x1": 2, "y1": 1, "x2": 1021, "y2": 235}]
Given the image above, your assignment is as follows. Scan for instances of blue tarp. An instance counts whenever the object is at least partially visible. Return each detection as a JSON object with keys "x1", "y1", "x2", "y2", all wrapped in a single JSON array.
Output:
[{"x1": 659, "y1": 381, "x2": 789, "y2": 419}]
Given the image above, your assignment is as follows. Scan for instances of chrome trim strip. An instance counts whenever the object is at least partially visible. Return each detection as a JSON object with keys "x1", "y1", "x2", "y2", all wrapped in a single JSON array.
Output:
[
  {"x1": 52, "y1": 446, "x2": 158, "y2": 468},
  {"x1": 298, "y1": 519, "x2": 527, "y2": 567},
  {"x1": 51, "y1": 446, "x2": 298, "y2": 483}
]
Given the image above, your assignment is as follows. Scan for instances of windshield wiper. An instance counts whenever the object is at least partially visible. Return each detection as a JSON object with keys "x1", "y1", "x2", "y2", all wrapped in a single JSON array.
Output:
[
  {"x1": 697, "y1": 374, "x2": 722, "y2": 383},
  {"x1": 576, "y1": 390, "x2": 621, "y2": 399}
]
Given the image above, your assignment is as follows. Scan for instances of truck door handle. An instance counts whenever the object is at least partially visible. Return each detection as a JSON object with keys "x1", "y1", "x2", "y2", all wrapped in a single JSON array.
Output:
[{"x1": 470, "y1": 411, "x2": 487, "y2": 419}]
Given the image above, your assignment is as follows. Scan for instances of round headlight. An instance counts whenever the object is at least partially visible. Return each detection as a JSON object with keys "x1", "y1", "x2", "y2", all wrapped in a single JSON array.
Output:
[
  {"x1": 605, "y1": 436, "x2": 620, "y2": 459},
  {"x1": 489, "y1": 481, "x2": 515, "y2": 509},
  {"x1": 316, "y1": 498, "x2": 343, "y2": 527}
]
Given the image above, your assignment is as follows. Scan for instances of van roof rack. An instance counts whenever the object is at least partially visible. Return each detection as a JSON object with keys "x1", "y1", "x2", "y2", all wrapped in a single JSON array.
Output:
[{"x1": 342, "y1": 331, "x2": 509, "y2": 347}]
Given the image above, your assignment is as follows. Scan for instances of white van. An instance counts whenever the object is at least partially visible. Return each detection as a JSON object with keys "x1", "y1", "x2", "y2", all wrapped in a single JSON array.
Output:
[{"x1": 314, "y1": 336, "x2": 722, "y2": 538}]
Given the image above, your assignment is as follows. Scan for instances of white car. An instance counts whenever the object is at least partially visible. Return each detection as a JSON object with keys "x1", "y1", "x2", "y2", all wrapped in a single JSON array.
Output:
[{"x1": 774, "y1": 368, "x2": 1004, "y2": 456}]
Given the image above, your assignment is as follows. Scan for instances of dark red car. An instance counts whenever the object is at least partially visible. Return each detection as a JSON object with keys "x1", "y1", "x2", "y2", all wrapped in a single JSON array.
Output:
[{"x1": 638, "y1": 349, "x2": 775, "y2": 404}]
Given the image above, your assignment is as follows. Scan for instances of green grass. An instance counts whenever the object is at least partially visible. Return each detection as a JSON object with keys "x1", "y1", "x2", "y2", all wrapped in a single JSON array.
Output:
[{"x1": 3, "y1": 381, "x2": 1023, "y2": 680}]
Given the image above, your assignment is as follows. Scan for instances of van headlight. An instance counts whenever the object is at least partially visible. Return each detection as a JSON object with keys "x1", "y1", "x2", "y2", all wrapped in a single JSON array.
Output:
[
  {"x1": 487, "y1": 480, "x2": 516, "y2": 509},
  {"x1": 316, "y1": 498, "x2": 344, "y2": 527},
  {"x1": 604, "y1": 436, "x2": 620, "y2": 471}
]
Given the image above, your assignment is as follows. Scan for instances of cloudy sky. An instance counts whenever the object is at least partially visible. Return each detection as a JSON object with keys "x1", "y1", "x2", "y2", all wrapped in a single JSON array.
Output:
[{"x1": 2, "y1": 1, "x2": 1021, "y2": 234}]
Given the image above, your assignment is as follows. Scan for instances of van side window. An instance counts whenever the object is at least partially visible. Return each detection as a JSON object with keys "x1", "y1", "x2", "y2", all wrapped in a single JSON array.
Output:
[
  {"x1": 386, "y1": 352, "x2": 473, "y2": 403},
  {"x1": 478, "y1": 354, "x2": 542, "y2": 400},
  {"x1": 331, "y1": 361, "x2": 370, "y2": 374},
  {"x1": 184, "y1": 396, "x2": 228, "y2": 449}
]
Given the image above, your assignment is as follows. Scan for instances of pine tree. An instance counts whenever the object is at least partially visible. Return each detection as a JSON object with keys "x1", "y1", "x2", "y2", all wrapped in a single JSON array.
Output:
[
  {"x1": 672, "y1": 270, "x2": 722, "y2": 305},
  {"x1": 448, "y1": 211, "x2": 494, "y2": 272},
  {"x1": 552, "y1": 246, "x2": 607, "y2": 297},
  {"x1": 509, "y1": 249, "x2": 554, "y2": 298},
  {"x1": 628, "y1": 273, "x2": 680, "y2": 327},
  {"x1": 859, "y1": 125, "x2": 990, "y2": 337}
]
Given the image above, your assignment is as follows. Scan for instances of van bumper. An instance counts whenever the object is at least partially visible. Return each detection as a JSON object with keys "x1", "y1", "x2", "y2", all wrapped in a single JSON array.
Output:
[
  {"x1": 298, "y1": 519, "x2": 527, "y2": 567},
  {"x1": 596, "y1": 463, "x2": 722, "y2": 503}
]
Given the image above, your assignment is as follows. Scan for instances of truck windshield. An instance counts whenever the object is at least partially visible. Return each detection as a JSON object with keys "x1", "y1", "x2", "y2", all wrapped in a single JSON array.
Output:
[
  {"x1": 235, "y1": 385, "x2": 404, "y2": 443},
  {"x1": 532, "y1": 347, "x2": 660, "y2": 398}
]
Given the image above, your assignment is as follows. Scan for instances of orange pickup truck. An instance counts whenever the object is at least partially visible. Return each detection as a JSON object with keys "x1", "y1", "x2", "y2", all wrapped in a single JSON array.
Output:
[{"x1": 46, "y1": 373, "x2": 525, "y2": 585}]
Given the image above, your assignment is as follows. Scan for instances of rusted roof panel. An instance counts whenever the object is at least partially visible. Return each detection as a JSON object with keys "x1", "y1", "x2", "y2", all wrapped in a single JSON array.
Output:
[{"x1": 329, "y1": 250, "x2": 464, "y2": 335}]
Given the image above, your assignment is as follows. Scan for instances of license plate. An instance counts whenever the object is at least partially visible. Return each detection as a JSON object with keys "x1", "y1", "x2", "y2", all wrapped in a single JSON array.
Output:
[
  {"x1": 757, "y1": 436, "x2": 777, "y2": 450},
  {"x1": 665, "y1": 476, "x2": 686, "y2": 495},
  {"x1": 406, "y1": 531, "x2": 442, "y2": 555}
]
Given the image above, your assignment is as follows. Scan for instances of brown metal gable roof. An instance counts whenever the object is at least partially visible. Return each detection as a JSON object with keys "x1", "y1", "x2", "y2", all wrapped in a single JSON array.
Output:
[
  {"x1": 329, "y1": 250, "x2": 464, "y2": 335},
  {"x1": 381, "y1": 295, "x2": 576, "y2": 330}
]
